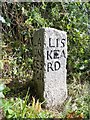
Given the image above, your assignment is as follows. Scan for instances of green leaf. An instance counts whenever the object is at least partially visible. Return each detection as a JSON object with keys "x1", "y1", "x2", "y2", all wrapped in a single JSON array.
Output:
[
  {"x1": 0, "y1": 15, "x2": 5, "y2": 23},
  {"x1": 0, "y1": 84, "x2": 5, "y2": 91},
  {"x1": 8, "y1": 109, "x2": 14, "y2": 115},
  {"x1": 0, "y1": 92, "x2": 5, "y2": 98},
  {"x1": 0, "y1": 60, "x2": 3, "y2": 69},
  {"x1": 0, "y1": 99, "x2": 3, "y2": 107}
]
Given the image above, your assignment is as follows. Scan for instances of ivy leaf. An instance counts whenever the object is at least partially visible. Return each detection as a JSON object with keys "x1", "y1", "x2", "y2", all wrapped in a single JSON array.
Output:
[
  {"x1": 0, "y1": 92, "x2": 5, "y2": 98},
  {"x1": 0, "y1": 15, "x2": 5, "y2": 23},
  {"x1": 0, "y1": 84, "x2": 5, "y2": 92}
]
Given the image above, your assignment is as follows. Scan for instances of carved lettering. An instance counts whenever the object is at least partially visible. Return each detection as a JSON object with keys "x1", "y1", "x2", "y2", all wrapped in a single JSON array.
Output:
[
  {"x1": 49, "y1": 38, "x2": 55, "y2": 47},
  {"x1": 61, "y1": 39, "x2": 65, "y2": 47},
  {"x1": 47, "y1": 61, "x2": 61, "y2": 72},
  {"x1": 56, "y1": 39, "x2": 59, "y2": 47},
  {"x1": 54, "y1": 50, "x2": 59, "y2": 59},
  {"x1": 47, "y1": 50, "x2": 53, "y2": 60},
  {"x1": 54, "y1": 61, "x2": 61, "y2": 71},
  {"x1": 60, "y1": 49, "x2": 66, "y2": 58},
  {"x1": 47, "y1": 62, "x2": 54, "y2": 72}
]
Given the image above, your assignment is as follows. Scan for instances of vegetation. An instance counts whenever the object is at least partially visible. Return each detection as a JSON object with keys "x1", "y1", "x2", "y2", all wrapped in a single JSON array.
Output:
[{"x1": 0, "y1": 1, "x2": 90, "y2": 119}]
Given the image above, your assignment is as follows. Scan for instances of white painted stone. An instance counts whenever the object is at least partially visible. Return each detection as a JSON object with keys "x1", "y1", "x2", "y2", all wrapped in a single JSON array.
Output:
[{"x1": 33, "y1": 28, "x2": 67, "y2": 109}]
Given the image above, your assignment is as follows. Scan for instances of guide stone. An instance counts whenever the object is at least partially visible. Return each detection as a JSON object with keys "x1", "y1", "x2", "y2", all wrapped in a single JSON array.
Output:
[{"x1": 33, "y1": 28, "x2": 67, "y2": 109}]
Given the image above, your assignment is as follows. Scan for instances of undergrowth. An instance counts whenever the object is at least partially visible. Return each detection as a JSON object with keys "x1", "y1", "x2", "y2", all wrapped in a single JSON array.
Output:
[{"x1": 0, "y1": 79, "x2": 89, "y2": 119}]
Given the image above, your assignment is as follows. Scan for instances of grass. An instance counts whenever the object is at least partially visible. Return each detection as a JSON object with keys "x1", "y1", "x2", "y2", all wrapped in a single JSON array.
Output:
[{"x1": 0, "y1": 76, "x2": 89, "y2": 119}]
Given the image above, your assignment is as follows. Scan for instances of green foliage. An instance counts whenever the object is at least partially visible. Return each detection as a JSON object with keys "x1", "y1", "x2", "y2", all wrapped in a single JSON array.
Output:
[
  {"x1": 1, "y1": 85, "x2": 53, "y2": 119},
  {"x1": 2, "y1": 95, "x2": 53, "y2": 119},
  {"x1": 2, "y1": 2, "x2": 89, "y2": 81},
  {"x1": 62, "y1": 81, "x2": 89, "y2": 118},
  {"x1": 1, "y1": 2, "x2": 90, "y2": 119},
  {"x1": 0, "y1": 83, "x2": 5, "y2": 99},
  {"x1": 0, "y1": 83, "x2": 5, "y2": 109}
]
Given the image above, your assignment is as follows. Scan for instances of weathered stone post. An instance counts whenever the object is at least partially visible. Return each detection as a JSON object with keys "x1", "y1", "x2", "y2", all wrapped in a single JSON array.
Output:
[{"x1": 33, "y1": 28, "x2": 67, "y2": 109}]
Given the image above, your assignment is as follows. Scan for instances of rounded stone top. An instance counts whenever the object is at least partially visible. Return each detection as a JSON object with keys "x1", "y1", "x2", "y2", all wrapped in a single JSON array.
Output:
[{"x1": 34, "y1": 27, "x2": 67, "y2": 34}]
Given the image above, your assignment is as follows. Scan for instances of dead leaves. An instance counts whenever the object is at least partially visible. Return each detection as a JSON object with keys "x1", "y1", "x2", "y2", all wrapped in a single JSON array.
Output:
[{"x1": 66, "y1": 111, "x2": 84, "y2": 119}]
